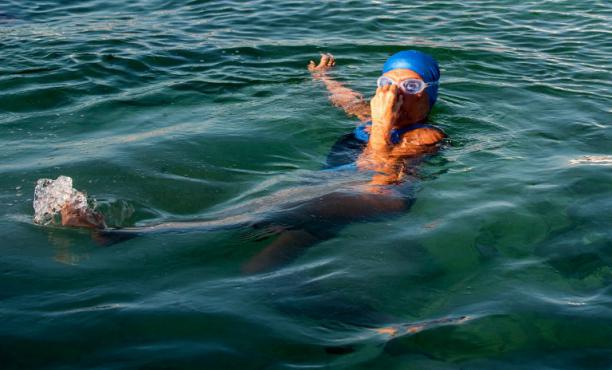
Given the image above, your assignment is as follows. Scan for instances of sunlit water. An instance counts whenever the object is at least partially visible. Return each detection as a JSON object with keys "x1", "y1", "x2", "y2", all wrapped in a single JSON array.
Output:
[{"x1": 1, "y1": 0, "x2": 611, "y2": 368}]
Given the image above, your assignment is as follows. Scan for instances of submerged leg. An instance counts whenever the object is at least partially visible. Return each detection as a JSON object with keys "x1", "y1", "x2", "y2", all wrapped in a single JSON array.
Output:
[
  {"x1": 243, "y1": 191, "x2": 412, "y2": 274},
  {"x1": 92, "y1": 229, "x2": 141, "y2": 246},
  {"x1": 242, "y1": 229, "x2": 320, "y2": 274}
]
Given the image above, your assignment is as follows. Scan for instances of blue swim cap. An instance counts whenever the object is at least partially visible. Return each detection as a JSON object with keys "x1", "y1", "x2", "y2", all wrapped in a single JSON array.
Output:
[{"x1": 382, "y1": 50, "x2": 440, "y2": 108}]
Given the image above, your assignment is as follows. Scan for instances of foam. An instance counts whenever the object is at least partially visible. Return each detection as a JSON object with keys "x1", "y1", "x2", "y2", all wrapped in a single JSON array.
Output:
[{"x1": 33, "y1": 176, "x2": 89, "y2": 225}]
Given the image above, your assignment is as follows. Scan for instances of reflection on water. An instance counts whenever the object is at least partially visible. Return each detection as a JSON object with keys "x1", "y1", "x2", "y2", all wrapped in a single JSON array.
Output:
[{"x1": 47, "y1": 228, "x2": 91, "y2": 265}]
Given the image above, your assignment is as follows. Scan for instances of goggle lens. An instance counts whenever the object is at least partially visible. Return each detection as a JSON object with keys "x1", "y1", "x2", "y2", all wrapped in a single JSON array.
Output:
[
  {"x1": 401, "y1": 79, "x2": 425, "y2": 94},
  {"x1": 376, "y1": 76, "x2": 428, "y2": 94},
  {"x1": 376, "y1": 76, "x2": 394, "y2": 88}
]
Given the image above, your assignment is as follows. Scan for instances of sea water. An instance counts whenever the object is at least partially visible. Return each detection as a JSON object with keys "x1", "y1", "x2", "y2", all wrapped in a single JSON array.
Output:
[{"x1": 1, "y1": 0, "x2": 611, "y2": 368}]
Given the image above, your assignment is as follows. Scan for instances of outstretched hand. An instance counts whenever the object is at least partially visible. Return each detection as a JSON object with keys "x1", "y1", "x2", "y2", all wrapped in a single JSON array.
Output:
[{"x1": 308, "y1": 53, "x2": 335, "y2": 74}]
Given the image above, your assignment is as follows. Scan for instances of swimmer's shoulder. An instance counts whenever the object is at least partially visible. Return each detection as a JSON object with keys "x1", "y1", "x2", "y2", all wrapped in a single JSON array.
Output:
[{"x1": 401, "y1": 126, "x2": 446, "y2": 146}]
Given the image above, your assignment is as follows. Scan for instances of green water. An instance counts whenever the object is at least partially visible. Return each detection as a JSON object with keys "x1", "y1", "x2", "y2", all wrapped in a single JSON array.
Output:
[{"x1": 1, "y1": 0, "x2": 611, "y2": 368}]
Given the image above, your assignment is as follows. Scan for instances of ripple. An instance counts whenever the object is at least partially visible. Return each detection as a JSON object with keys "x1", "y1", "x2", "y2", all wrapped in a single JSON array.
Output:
[{"x1": 1, "y1": 0, "x2": 611, "y2": 368}]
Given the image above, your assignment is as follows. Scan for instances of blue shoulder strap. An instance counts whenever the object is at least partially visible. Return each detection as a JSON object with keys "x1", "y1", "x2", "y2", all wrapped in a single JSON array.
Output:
[{"x1": 354, "y1": 122, "x2": 431, "y2": 144}]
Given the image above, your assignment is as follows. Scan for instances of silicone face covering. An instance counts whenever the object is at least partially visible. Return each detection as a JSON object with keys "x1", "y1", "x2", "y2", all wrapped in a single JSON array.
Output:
[{"x1": 376, "y1": 76, "x2": 438, "y2": 94}]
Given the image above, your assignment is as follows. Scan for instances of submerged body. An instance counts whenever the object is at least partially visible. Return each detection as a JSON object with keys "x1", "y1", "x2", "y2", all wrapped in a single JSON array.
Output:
[
  {"x1": 243, "y1": 52, "x2": 445, "y2": 272},
  {"x1": 54, "y1": 50, "x2": 446, "y2": 273}
]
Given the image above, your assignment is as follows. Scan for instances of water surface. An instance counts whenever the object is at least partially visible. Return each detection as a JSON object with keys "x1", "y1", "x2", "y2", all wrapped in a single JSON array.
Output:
[{"x1": 1, "y1": 0, "x2": 611, "y2": 368}]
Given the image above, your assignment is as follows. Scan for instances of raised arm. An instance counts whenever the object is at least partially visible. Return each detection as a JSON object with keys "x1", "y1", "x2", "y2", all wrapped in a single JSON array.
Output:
[{"x1": 308, "y1": 54, "x2": 371, "y2": 122}]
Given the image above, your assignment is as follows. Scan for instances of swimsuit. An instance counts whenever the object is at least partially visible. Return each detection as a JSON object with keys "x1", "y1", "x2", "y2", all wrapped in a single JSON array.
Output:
[
  {"x1": 353, "y1": 122, "x2": 432, "y2": 145},
  {"x1": 324, "y1": 122, "x2": 434, "y2": 169},
  {"x1": 254, "y1": 122, "x2": 433, "y2": 240}
]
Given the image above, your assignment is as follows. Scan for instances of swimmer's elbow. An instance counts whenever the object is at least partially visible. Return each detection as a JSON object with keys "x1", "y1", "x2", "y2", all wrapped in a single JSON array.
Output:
[{"x1": 416, "y1": 127, "x2": 446, "y2": 146}]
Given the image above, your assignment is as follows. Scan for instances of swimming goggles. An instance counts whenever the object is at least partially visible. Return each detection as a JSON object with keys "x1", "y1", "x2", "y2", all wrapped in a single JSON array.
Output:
[{"x1": 376, "y1": 76, "x2": 438, "y2": 94}]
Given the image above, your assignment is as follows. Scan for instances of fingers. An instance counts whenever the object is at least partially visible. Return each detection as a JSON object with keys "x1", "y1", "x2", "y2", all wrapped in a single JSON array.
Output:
[
  {"x1": 318, "y1": 53, "x2": 335, "y2": 68},
  {"x1": 375, "y1": 84, "x2": 399, "y2": 98},
  {"x1": 377, "y1": 84, "x2": 397, "y2": 92},
  {"x1": 371, "y1": 83, "x2": 402, "y2": 122},
  {"x1": 318, "y1": 53, "x2": 330, "y2": 67},
  {"x1": 308, "y1": 60, "x2": 316, "y2": 71},
  {"x1": 328, "y1": 53, "x2": 335, "y2": 67},
  {"x1": 389, "y1": 85, "x2": 399, "y2": 104},
  {"x1": 308, "y1": 53, "x2": 335, "y2": 71},
  {"x1": 382, "y1": 85, "x2": 400, "y2": 113},
  {"x1": 393, "y1": 94, "x2": 403, "y2": 114},
  {"x1": 323, "y1": 53, "x2": 335, "y2": 64}
]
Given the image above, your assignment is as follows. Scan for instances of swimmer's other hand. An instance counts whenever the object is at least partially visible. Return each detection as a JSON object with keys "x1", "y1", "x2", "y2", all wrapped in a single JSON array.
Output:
[
  {"x1": 308, "y1": 53, "x2": 335, "y2": 74},
  {"x1": 60, "y1": 204, "x2": 106, "y2": 229}
]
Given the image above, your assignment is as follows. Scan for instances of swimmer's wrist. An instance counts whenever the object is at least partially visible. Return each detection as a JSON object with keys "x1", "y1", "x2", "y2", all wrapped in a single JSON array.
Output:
[
  {"x1": 369, "y1": 123, "x2": 393, "y2": 153},
  {"x1": 371, "y1": 118, "x2": 393, "y2": 139}
]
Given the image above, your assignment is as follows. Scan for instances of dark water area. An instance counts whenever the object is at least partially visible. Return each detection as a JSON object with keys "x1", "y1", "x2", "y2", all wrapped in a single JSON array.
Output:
[{"x1": 1, "y1": 0, "x2": 611, "y2": 368}]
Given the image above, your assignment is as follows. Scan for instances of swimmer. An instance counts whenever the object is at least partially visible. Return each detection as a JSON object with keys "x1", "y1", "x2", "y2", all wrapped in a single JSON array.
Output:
[
  {"x1": 243, "y1": 50, "x2": 446, "y2": 272},
  {"x1": 309, "y1": 51, "x2": 445, "y2": 189},
  {"x1": 46, "y1": 50, "x2": 446, "y2": 273}
]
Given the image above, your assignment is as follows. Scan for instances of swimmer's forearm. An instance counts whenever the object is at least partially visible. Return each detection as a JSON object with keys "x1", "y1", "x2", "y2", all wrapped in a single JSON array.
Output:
[
  {"x1": 314, "y1": 74, "x2": 370, "y2": 122},
  {"x1": 117, "y1": 220, "x2": 218, "y2": 233},
  {"x1": 309, "y1": 54, "x2": 370, "y2": 122},
  {"x1": 87, "y1": 219, "x2": 243, "y2": 247},
  {"x1": 368, "y1": 117, "x2": 393, "y2": 154},
  {"x1": 106, "y1": 215, "x2": 251, "y2": 235},
  {"x1": 318, "y1": 75, "x2": 361, "y2": 101},
  {"x1": 59, "y1": 209, "x2": 225, "y2": 234}
]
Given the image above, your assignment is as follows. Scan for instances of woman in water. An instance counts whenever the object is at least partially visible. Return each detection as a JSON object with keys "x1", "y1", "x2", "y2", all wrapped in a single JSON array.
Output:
[
  {"x1": 242, "y1": 50, "x2": 445, "y2": 272},
  {"x1": 56, "y1": 50, "x2": 446, "y2": 273},
  {"x1": 311, "y1": 51, "x2": 444, "y2": 184}
]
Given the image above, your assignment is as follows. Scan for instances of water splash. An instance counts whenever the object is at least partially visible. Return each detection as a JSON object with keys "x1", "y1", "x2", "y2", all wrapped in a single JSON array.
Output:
[{"x1": 33, "y1": 176, "x2": 89, "y2": 225}]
